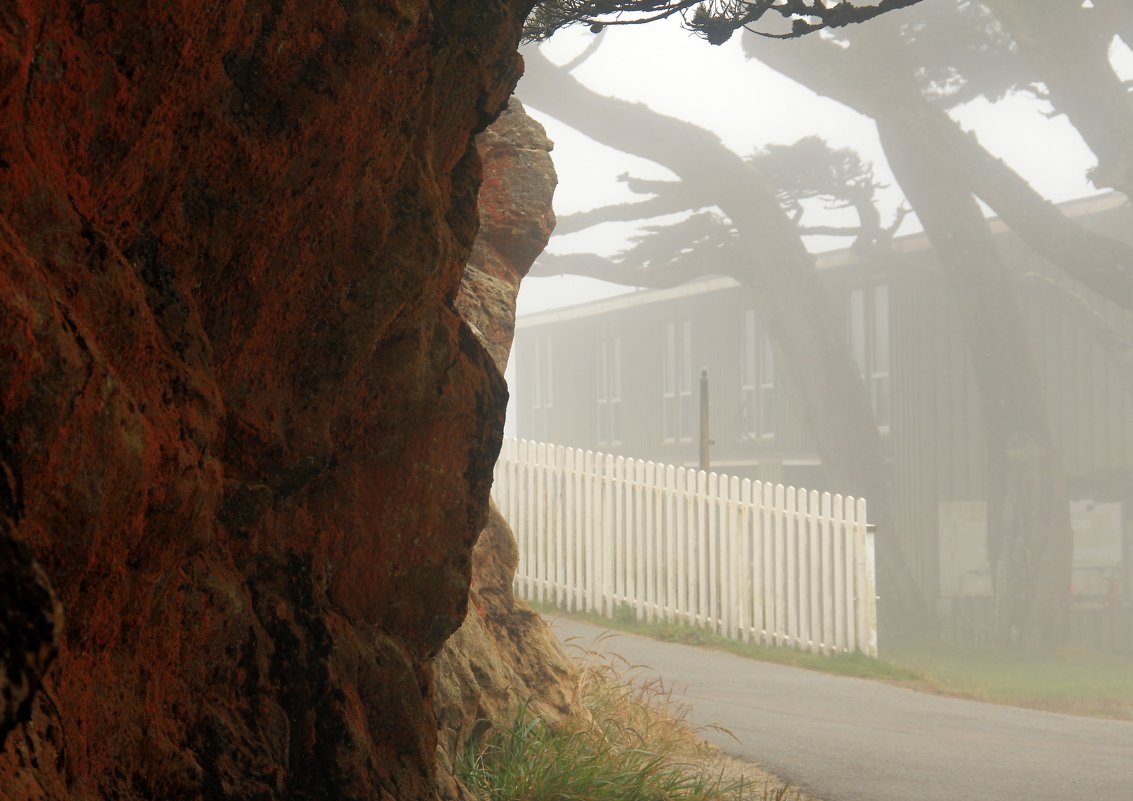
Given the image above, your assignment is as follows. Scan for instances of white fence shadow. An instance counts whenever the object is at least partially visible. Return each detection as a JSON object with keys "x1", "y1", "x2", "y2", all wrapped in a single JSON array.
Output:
[{"x1": 491, "y1": 438, "x2": 878, "y2": 656}]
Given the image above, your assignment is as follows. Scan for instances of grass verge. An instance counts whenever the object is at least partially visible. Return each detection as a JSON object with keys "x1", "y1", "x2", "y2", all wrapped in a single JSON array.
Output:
[
  {"x1": 458, "y1": 651, "x2": 811, "y2": 801},
  {"x1": 533, "y1": 601, "x2": 1133, "y2": 721}
]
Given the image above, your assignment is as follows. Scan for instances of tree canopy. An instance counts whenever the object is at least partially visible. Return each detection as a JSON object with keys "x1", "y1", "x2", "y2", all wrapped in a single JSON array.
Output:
[{"x1": 525, "y1": 0, "x2": 926, "y2": 44}]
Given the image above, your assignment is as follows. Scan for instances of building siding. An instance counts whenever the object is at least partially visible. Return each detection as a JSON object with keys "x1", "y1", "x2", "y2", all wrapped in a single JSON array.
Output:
[{"x1": 512, "y1": 194, "x2": 1133, "y2": 605}]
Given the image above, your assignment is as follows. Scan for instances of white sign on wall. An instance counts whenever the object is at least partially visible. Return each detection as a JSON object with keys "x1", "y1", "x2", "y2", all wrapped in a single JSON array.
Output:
[{"x1": 938, "y1": 502, "x2": 992, "y2": 598}]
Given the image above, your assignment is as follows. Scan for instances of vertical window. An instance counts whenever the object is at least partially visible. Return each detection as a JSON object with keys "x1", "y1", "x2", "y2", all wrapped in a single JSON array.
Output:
[
  {"x1": 740, "y1": 310, "x2": 775, "y2": 440},
  {"x1": 531, "y1": 335, "x2": 553, "y2": 441},
  {"x1": 872, "y1": 285, "x2": 891, "y2": 431},
  {"x1": 847, "y1": 284, "x2": 890, "y2": 431},
  {"x1": 662, "y1": 321, "x2": 693, "y2": 443},
  {"x1": 849, "y1": 288, "x2": 867, "y2": 376},
  {"x1": 760, "y1": 332, "x2": 776, "y2": 437},
  {"x1": 596, "y1": 336, "x2": 623, "y2": 446}
]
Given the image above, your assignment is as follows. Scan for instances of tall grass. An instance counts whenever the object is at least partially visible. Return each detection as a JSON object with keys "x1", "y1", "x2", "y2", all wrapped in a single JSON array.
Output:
[{"x1": 458, "y1": 651, "x2": 803, "y2": 801}]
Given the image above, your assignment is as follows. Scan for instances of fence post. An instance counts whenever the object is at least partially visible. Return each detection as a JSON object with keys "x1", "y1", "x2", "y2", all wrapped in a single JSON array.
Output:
[
  {"x1": 564, "y1": 447, "x2": 576, "y2": 611},
  {"x1": 536, "y1": 442, "x2": 547, "y2": 604},
  {"x1": 821, "y1": 491, "x2": 834, "y2": 654},
  {"x1": 666, "y1": 465, "x2": 678, "y2": 623},
  {"x1": 774, "y1": 483, "x2": 786, "y2": 645},
  {"x1": 491, "y1": 437, "x2": 878, "y2": 657},
  {"x1": 699, "y1": 368, "x2": 710, "y2": 472},
  {"x1": 554, "y1": 445, "x2": 566, "y2": 607},
  {"x1": 796, "y1": 489, "x2": 811, "y2": 652},
  {"x1": 844, "y1": 495, "x2": 858, "y2": 651},
  {"x1": 697, "y1": 469, "x2": 706, "y2": 625},
  {"x1": 786, "y1": 486, "x2": 798, "y2": 649},
  {"x1": 864, "y1": 512, "x2": 878, "y2": 657},
  {"x1": 740, "y1": 478, "x2": 753, "y2": 643},
  {"x1": 832, "y1": 493, "x2": 846, "y2": 652},
  {"x1": 602, "y1": 453, "x2": 615, "y2": 617},
  {"x1": 615, "y1": 455, "x2": 626, "y2": 611},
  {"x1": 808, "y1": 489, "x2": 821, "y2": 654}
]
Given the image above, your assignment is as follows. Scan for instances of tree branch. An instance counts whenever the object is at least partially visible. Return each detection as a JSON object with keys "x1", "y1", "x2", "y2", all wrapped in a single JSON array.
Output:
[
  {"x1": 554, "y1": 190, "x2": 713, "y2": 235},
  {"x1": 561, "y1": 32, "x2": 607, "y2": 72},
  {"x1": 525, "y1": 0, "x2": 927, "y2": 45},
  {"x1": 530, "y1": 250, "x2": 724, "y2": 288},
  {"x1": 745, "y1": 27, "x2": 1133, "y2": 312}
]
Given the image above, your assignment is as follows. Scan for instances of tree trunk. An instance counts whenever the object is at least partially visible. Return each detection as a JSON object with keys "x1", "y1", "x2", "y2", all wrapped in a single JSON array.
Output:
[
  {"x1": 747, "y1": 26, "x2": 1075, "y2": 646},
  {"x1": 519, "y1": 47, "x2": 929, "y2": 634},
  {"x1": 876, "y1": 112, "x2": 1073, "y2": 647}
]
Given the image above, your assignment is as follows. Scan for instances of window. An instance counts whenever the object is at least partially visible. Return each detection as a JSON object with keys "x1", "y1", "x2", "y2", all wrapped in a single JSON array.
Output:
[
  {"x1": 531, "y1": 335, "x2": 553, "y2": 441},
  {"x1": 662, "y1": 321, "x2": 693, "y2": 442},
  {"x1": 596, "y1": 336, "x2": 623, "y2": 446},
  {"x1": 741, "y1": 310, "x2": 775, "y2": 440},
  {"x1": 848, "y1": 284, "x2": 891, "y2": 431}
]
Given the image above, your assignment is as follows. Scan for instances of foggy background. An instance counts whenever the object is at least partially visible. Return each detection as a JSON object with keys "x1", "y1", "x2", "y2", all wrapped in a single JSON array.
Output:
[
  {"x1": 500, "y1": 1, "x2": 1133, "y2": 649},
  {"x1": 513, "y1": 18, "x2": 1132, "y2": 317}
]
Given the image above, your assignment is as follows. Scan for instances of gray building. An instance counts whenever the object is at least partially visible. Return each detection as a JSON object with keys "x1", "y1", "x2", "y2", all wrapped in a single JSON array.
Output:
[{"x1": 512, "y1": 194, "x2": 1133, "y2": 635}]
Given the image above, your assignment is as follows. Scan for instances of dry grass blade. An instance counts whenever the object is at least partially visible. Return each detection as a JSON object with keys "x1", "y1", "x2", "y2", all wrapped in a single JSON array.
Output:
[{"x1": 458, "y1": 640, "x2": 811, "y2": 801}]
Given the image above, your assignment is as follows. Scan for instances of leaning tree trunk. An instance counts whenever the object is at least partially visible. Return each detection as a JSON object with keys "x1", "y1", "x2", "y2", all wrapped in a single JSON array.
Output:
[
  {"x1": 747, "y1": 25, "x2": 1075, "y2": 646},
  {"x1": 519, "y1": 47, "x2": 928, "y2": 635},
  {"x1": 876, "y1": 111, "x2": 1073, "y2": 647}
]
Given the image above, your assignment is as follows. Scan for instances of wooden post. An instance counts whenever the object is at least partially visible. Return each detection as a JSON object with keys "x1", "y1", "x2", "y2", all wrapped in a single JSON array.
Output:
[{"x1": 699, "y1": 368, "x2": 710, "y2": 472}]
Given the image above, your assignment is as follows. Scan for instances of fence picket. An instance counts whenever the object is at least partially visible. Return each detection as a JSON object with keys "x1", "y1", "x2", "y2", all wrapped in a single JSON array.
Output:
[
  {"x1": 755, "y1": 481, "x2": 768, "y2": 644},
  {"x1": 795, "y1": 489, "x2": 809, "y2": 650},
  {"x1": 821, "y1": 491, "x2": 834, "y2": 654},
  {"x1": 832, "y1": 493, "x2": 846, "y2": 652},
  {"x1": 808, "y1": 489, "x2": 821, "y2": 654},
  {"x1": 764, "y1": 483, "x2": 776, "y2": 644},
  {"x1": 844, "y1": 496, "x2": 858, "y2": 651},
  {"x1": 786, "y1": 486, "x2": 798, "y2": 648},
  {"x1": 740, "y1": 478, "x2": 753, "y2": 643},
  {"x1": 492, "y1": 438, "x2": 877, "y2": 657}
]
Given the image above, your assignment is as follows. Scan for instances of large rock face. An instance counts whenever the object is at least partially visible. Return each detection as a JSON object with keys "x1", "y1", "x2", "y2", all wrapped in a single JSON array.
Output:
[
  {"x1": 434, "y1": 100, "x2": 577, "y2": 800},
  {"x1": 1, "y1": 3, "x2": 532, "y2": 799}
]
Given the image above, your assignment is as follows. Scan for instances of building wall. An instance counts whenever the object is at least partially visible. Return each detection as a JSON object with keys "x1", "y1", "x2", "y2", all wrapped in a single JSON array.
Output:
[{"x1": 512, "y1": 196, "x2": 1133, "y2": 604}]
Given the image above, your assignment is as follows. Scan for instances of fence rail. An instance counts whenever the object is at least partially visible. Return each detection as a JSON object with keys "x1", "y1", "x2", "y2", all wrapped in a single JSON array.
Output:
[{"x1": 491, "y1": 437, "x2": 878, "y2": 656}]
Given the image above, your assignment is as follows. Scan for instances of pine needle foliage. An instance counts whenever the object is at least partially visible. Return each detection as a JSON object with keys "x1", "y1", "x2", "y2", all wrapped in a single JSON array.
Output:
[{"x1": 525, "y1": 1, "x2": 927, "y2": 45}]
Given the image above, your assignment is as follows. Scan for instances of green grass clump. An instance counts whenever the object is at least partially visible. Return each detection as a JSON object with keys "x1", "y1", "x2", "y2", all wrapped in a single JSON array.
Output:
[
  {"x1": 886, "y1": 643, "x2": 1133, "y2": 720},
  {"x1": 460, "y1": 706, "x2": 737, "y2": 801},
  {"x1": 458, "y1": 656, "x2": 802, "y2": 801}
]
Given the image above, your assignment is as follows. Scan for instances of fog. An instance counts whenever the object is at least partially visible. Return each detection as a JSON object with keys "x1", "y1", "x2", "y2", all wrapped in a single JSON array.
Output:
[
  {"x1": 505, "y1": 1, "x2": 1133, "y2": 663},
  {"x1": 516, "y1": 16, "x2": 1132, "y2": 314}
]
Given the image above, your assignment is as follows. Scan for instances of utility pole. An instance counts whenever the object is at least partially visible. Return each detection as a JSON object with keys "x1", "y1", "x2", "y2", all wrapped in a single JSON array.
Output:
[{"x1": 699, "y1": 367, "x2": 710, "y2": 472}]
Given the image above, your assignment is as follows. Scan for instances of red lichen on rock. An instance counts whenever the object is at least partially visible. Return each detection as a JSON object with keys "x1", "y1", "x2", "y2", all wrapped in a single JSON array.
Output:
[{"x1": 0, "y1": 2, "x2": 533, "y2": 799}]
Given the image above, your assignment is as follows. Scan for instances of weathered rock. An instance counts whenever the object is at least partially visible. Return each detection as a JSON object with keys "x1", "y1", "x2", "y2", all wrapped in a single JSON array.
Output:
[
  {"x1": 456, "y1": 99, "x2": 558, "y2": 372},
  {"x1": 0, "y1": 459, "x2": 63, "y2": 750},
  {"x1": 0, "y1": 2, "x2": 533, "y2": 799},
  {"x1": 435, "y1": 99, "x2": 576, "y2": 801},
  {"x1": 433, "y1": 502, "x2": 579, "y2": 801}
]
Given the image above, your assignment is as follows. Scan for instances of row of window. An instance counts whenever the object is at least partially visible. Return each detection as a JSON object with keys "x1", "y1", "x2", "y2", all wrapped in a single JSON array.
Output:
[{"x1": 527, "y1": 284, "x2": 891, "y2": 446}]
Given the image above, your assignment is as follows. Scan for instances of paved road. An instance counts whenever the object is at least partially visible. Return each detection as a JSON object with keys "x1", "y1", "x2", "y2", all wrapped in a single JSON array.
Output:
[{"x1": 548, "y1": 617, "x2": 1133, "y2": 801}]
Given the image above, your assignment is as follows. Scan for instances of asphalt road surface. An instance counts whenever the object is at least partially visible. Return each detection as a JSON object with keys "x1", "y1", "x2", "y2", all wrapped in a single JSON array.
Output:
[{"x1": 548, "y1": 617, "x2": 1133, "y2": 801}]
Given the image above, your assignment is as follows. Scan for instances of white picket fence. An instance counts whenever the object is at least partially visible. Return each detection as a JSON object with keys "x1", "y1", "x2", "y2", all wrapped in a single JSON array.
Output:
[{"x1": 491, "y1": 437, "x2": 878, "y2": 656}]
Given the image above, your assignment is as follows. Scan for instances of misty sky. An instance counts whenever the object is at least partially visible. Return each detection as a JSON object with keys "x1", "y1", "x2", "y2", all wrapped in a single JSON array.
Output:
[{"x1": 514, "y1": 19, "x2": 1133, "y2": 316}]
